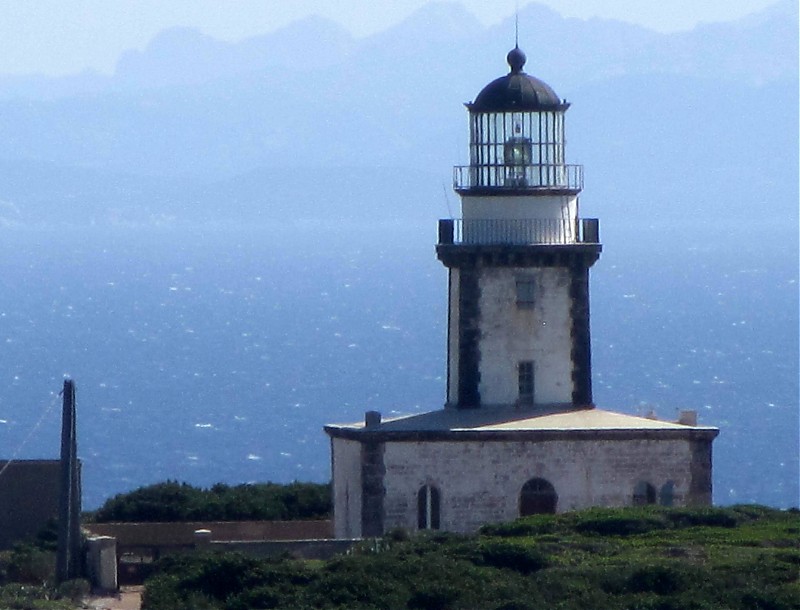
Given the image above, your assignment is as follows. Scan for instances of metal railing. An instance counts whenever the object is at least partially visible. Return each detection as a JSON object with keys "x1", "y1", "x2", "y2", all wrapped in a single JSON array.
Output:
[
  {"x1": 438, "y1": 218, "x2": 600, "y2": 246},
  {"x1": 453, "y1": 164, "x2": 583, "y2": 191}
]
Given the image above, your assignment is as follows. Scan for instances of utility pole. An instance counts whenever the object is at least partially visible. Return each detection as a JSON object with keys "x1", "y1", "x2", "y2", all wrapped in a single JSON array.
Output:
[{"x1": 56, "y1": 379, "x2": 81, "y2": 583}]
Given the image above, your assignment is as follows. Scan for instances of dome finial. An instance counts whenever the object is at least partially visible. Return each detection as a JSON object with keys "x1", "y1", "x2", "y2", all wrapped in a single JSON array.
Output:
[{"x1": 507, "y1": 46, "x2": 526, "y2": 74}]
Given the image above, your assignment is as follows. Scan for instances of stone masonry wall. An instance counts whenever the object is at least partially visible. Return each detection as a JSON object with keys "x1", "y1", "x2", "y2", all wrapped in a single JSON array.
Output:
[
  {"x1": 478, "y1": 266, "x2": 573, "y2": 405},
  {"x1": 381, "y1": 437, "x2": 709, "y2": 534}
]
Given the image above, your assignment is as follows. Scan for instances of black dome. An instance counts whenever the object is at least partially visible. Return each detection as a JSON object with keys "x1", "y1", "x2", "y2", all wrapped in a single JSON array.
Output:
[{"x1": 469, "y1": 47, "x2": 568, "y2": 112}]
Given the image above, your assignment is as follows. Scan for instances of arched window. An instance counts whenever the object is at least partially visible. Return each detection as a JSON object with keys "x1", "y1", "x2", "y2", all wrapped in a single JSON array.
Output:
[
  {"x1": 519, "y1": 478, "x2": 557, "y2": 516},
  {"x1": 659, "y1": 481, "x2": 675, "y2": 507},
  {"x1": 633, "y1": 481, "x2": 657, "y2": 506},
  {"x1": 417, "y1": 485, "x2": 441, "y2": 530}
]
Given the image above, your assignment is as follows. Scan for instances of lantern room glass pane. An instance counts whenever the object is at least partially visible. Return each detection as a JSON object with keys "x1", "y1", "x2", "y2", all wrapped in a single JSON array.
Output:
[{"x1": 468, "y1": 110, "x2": 567, "y2": 188}]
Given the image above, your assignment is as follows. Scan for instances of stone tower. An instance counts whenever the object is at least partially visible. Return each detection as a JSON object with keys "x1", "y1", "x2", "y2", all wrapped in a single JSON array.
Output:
[{"x1": 438, "y1": 45, "x2": 600, "y2": 410}]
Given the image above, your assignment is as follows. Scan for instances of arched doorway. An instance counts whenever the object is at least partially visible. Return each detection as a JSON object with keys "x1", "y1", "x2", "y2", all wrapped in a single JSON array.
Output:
[
  {"x1": 632, "y1": 481, "x2": 657, "y2": 506},
  {"x1": 519, "y1": 478, "x2": 557, "y2": 515}
]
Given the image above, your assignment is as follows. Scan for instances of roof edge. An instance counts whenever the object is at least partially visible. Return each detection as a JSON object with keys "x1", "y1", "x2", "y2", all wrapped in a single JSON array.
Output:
[{"x1": 324, "y1": 426, "x2": 720, "y2": 443}]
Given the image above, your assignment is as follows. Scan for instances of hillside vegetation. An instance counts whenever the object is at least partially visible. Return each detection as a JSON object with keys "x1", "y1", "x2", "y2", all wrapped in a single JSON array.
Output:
[
  {"x1": 92, "y1": 481, "x2": 331, "y2": 523},
  {"x1": 142, "y1": 505, "x2": 799, "y2": 610}
]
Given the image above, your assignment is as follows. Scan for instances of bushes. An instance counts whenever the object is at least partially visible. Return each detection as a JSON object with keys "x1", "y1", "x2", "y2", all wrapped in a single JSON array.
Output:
[
  {"x1": 626, "y1": 564, "x2": 689, "y2": 595},
  {"x1": 0, "y1": 579, "x2": 90, "y2": 609},
  {"x1": 476, "y1": 540, "x2": 548, "y2": 574},
  {"x1": 56, "y1": 578, "x2": 90, "y2": 602},
  {"x1": 480, "y1": 514, "x2": 555, "y2": 537},
  {"x1": 571, "y1": 509, "x2": 669, "y2": 536},
  {"x1": 6, "y1": 544, "x2": 54, "y2": 585},
  {"x1": 0, "y1": 583, "x2": 75, "y2": 610},
  {"x1": 141, "y1": 505, "x2": 798, "y2": 610},
  {"x1": 663, "y1": 507, "x2": 739, "y2": 529},
  {"x1": 482, "y1": 505, "x2": 783, "y2": 540},
  {"x1": 407, "y1": 584, "x2": 460, "y2": 610},
  {"x1": 93, "y1": 480, "x2": 331, "y2": 522}
]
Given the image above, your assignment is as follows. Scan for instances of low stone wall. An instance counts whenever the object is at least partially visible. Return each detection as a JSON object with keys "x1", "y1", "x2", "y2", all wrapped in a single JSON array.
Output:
[
  {"x1": 84, "y1": 519, "x2": 333, "y2": 547},
  {"x1": 84, "y1": 520, "x2": 339, "y2": 586},
  {"x1": 210, "y1": 538, "x2": 358, "y2": 560}
]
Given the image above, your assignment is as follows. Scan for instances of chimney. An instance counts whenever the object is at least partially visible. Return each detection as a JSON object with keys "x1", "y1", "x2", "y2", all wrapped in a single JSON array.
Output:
[{"x1": 365, "y1": 411, "x2": 382, "y2": 429}]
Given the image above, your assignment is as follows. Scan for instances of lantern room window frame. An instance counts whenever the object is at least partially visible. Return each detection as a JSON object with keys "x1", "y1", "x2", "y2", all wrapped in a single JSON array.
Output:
[{"x1": 469, "y1": 110, "x2": 566, "y2": 189}]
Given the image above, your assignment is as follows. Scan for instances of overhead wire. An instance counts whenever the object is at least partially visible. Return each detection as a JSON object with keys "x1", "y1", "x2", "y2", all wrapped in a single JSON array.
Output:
[{"x1": 0, "y1": 390, "x2": 62, "y2": 482}]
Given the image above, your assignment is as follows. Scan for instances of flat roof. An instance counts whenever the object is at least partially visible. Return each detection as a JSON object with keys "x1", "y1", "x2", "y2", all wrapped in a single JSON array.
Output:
[{"x1": 326, "y1": 406, "x2": 718, "y2": 435}]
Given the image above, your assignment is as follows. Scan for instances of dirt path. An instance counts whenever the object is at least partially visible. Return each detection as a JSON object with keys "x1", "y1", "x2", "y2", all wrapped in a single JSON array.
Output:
[{"x1": 83, "y1": 586, "x2": 142, "y2": 610}]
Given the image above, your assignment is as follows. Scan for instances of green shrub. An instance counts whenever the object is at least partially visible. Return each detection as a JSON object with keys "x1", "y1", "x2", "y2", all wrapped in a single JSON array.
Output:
[
  {"x1": 492, "y1": 602, "x2": 538, "y2": 610},
  {"x1": 572, "y1": 510, "x2": 668, "y2": 536},
  {"x1": 665, "y1": 507, "x2": 739, "y2": 529},
  {"x1": 626, "y1": 564, "x2": 689, "y2": 595},
  {"x1": 140, "y1": 505, "x2": 795, "y2": 610},
  {"x1": 7, "y1": 544, "x2": 54, "y2": 585},
  {"x1": 173, "y1": 552, "x2": 265, "y2": 601},
  {"x1": 477, "y1": 541, "x2": 548, "y2": 574},
  {"x1": 93, "y1": 480, "x2": 331, "y2": 522},
  {"x1": 140, "y1": 574, "x2": 185, "y2": 610},
  {"x1": 481, "y1": 514, "x2": 555, "y2": 537},
  {"x1": 730, "y1": 504, "x2": 783, "y2": 521},
  {"x1": 34, "y1": 519, "x2": 59, "y2": 552},
  {"x1": 739, "y1": 586, "x2": 800, "y2": 610},
  {"x1": 56, "y1": 578, "x2": 90, "y2": 602},
  {"x1": 0, "y1": 583, "x2": 74, "y2": 609},
  {"x1": 225, "y1": 584, "x2": 284, "y2": 610},
  {"x1": 407, "y1": 583, "x2": 461, "y2": 610}
]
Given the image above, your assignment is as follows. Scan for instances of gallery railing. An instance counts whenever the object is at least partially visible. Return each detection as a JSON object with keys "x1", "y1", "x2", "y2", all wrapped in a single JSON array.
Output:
[
  {"x1": 453, "y1": 164, "x2": 583, "y2": 191},
  {"x1": 438, "y1": 218, "x2": 600, "y2": 246}
]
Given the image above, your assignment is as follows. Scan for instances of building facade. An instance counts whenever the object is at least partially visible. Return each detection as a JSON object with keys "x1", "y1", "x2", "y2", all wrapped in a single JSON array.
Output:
[
  {"x1": 325, "y1": 47, "x2": 718, "y2": 538},
  {"x1": 0, "y1": 460, "x2": 62, "y2": 549}
]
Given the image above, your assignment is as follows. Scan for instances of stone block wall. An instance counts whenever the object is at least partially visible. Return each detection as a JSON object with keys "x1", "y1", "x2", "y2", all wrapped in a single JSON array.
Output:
[{"x1": 354, "y1": 434, "x2": 713, "y2": 535}]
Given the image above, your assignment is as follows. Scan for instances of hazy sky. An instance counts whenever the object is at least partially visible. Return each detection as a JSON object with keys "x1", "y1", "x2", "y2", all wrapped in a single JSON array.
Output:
[{"x1": 0, "y1": 0, "x2": 782, "y2": 76}]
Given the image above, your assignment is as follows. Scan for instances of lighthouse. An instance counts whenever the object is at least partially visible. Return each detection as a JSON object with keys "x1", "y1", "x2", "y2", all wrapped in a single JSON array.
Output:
[
  {"x1": 325, "y1": 47, "x2": 718, "y2": 538},
  {"x1": 438, "y1": 45, "x2": 599, "y2": 410}
]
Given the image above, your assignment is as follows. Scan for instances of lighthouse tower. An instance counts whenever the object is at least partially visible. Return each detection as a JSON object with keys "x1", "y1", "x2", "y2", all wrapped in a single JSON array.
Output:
[
  {"x1": 438, "y1": 46, "x2": 599, "y2": 410},
  {"x1": 325, "y1": 47, "x2": 717, "y2": 538}
]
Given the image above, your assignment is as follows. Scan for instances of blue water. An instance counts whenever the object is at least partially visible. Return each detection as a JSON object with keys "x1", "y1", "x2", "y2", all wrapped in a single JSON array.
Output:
[{"x1": 0, "y1": 221, "x2": 796, "y2": 509}]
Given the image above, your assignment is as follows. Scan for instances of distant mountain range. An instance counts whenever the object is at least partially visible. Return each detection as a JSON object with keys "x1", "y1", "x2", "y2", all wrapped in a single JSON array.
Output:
[{"x1": 0, "y1": 0, "x2": 795, "y2": 226}]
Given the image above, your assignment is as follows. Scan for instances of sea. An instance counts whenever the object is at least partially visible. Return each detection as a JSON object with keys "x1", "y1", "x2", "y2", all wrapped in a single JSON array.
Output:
[{"x1": 0, "y1": 219, "x2": 796, "y2": 509}]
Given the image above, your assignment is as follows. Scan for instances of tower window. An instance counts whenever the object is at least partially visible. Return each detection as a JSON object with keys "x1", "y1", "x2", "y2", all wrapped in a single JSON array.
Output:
[
  {"x1": 518, "y1": 361, "x2": 534, "y2": 404},
  {"x1": 515, "y1": 277, "x2": 536, "y2": 308},
  {"x1": 417, "y1": 484, "x2": 441, "y2": 530}
]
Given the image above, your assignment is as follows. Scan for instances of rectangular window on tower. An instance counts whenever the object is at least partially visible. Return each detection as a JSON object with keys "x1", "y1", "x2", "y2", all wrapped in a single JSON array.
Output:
[
  {"x1": 516, "y1": 277, "x2": 536, "y2": 309},
  {"x1": 518, "y1": 361, "x2": 534, "y2": 405}
]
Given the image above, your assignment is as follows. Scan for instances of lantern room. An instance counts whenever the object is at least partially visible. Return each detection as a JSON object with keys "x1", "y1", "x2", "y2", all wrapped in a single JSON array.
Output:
[
  {"x1": 444, "y1": 46, "x2": 594, "y2": 247},
  {"x1": 454, "y1": 46, "x2": 581, "y2": 194}
]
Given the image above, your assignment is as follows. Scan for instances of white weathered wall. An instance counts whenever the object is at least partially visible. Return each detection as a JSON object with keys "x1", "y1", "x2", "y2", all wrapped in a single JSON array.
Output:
[
  {"x1": 331, "y1": 438, "x2": 362, "y2": 539},
  {"x1": 477, "y1": 267, "x2": 572, "y2": 405},
  {"x1": 86, "y1": 536, "x2": 118, "y2": 591},
  {"x1": 382, "y1": 438, "x2": 697, "y2": 534},
  {"x1": 462, "y1": 194, "x2": 577, "y2": 222}
]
